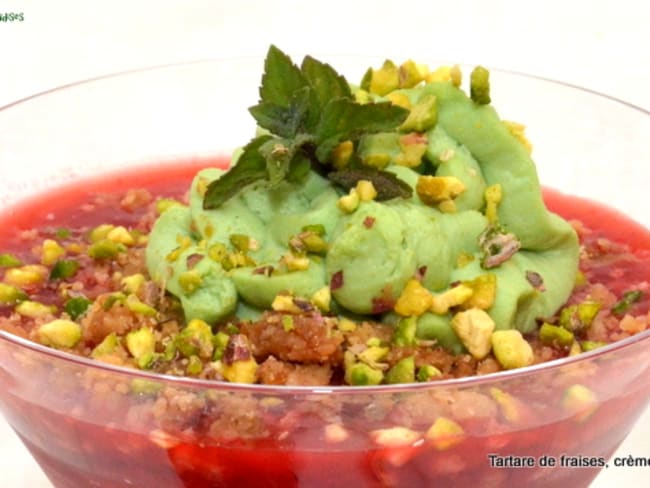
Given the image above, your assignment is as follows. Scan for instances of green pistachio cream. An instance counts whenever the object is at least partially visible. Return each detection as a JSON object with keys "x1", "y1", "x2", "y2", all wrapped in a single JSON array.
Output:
[{"x1": 146, "y1": 47, "x2": 579, "y2": 354}]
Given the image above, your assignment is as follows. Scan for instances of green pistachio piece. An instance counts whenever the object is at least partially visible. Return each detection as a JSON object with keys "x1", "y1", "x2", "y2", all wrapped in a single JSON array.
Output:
[
  {"x1": 0, "y1": 283, "x2": 27, "y2": 305},
  {"x1": 393, "y1": 316, "x2": 417, "y2": 347},
  {"x1": 38, "y1": 319, "x2": 82, "y2": 349},
  {"x1": 385, "y1": 356, "x2": 415, "y2": 384},
  {"x1": 125, "y1": 327, "x2": 156, "y2": 366},
  {"x1": 539, "y1": 323, "x2": 574, "y2": 347}
]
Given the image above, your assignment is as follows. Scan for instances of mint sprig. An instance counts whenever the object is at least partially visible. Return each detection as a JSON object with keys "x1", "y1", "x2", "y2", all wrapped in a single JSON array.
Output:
[{"x1": 203, "y1": 45, "x2": 410, "y2": 210}]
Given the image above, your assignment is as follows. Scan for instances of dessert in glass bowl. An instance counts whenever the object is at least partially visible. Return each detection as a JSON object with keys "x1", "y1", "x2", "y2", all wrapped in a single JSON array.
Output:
[{"x1": 0, "y1": 47, "x2": 649, "y2": 487}]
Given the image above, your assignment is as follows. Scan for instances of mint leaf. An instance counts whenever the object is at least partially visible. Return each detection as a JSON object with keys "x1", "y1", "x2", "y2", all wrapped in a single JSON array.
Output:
[
  {"x1": 259, "y1": 45, "x2": 307, "y2": 106},
  {"x1": 301, "y1": 55, "x2": 351, "y2": 108},
  {"x1": 249, "y1": 86, "x2": 311, "y2": 138},
  {"x1": 328, "y1": 167, "x2": 413, "y2": 200},
  {"x1": 203, "y1": 136, "x2": 271, "y2": 209},
  {"x1": 286, "y1": 154, "x2": 311, "y2": 182},
  {"x1": 259, "y1": 137, "x2": 294, "y2": 187},
  {"x1": 203, "y1": 47, "x2": 413, "y2": 208},
  {"x1": 315, "y1": 99, "x2": 409, "y2": 161},
  {"x1": 259, "y1": 134, "x2": 315, "y2": 187}
]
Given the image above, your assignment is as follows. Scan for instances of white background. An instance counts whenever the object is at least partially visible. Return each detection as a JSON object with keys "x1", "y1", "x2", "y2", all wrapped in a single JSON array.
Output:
[{"x1": 0, "y1": 1, "x2": 649, "y2": 486}]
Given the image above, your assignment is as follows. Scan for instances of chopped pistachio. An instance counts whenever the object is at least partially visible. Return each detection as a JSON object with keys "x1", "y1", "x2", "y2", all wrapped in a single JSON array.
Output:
[
  {"x1": 559, "y1": 301, "x2": 602, "y2": 332},
  {"x1": 106, "y1": 226, "x2": 135, "y2": 246},
  {"x1": 539, "y1": 323, "x2": 574, "y2": 347},
  {"x1": 220, "y1": 336, "x2": 258, "y2": 383},
  {"x1": 417, "y1": 365, "x2": 442, "y2": 382},
  {"x1": 272, "y1": 295, "x2": 301, "y2": 314},
  {"x1": 337, "y1": 188, "x2": 360, "y2": 213},
  {"x1": 103, "y1": 292, "x2": 125, "y2": 311},
  {"x1": 300, "y1": 232, "x2": 328, "y2": 254},
  {"x1": 282, "y1": 315, "x2": 295, "y2": 332},
  {"x1": 281, "y1": 253, "x2": 310, "y2": 271},
  {"x1": 311, "y1": 286, "x2": 331, "y2": 312},
  {"x1": 89, "y1": 224, "x2": 115, "y2": 243},
  {"x1": 16, "y1": 300, "x2": 56, "y2": 318},
  {"x1": 337, "y1": 317, "x2": 357, "y2": 332},
  {"x1": 175, "y1": 319, "x2": 214, "y2": 359},
  {"x1": 37, "y1": 319, "x2": 81, "y2": 349},
  {"x1": 229, "y1": 234, "x2": 251, "y2": 252},
  {"x1": 125, "y1": 294, "x2": 157, "y2": 316},
  {"x1": 88, "y1": 239, "x2": 123, "y2": 259},
  {"x1": 385, "y1": 356, "x2": 415, "y2": 384},
  {"x1": 490, "y1": 387, "x2": 524, "y2": 424},
  {"x1": 371, "y1": 426, "x2": 420, "y2": 447},
  {"x1": 64, "y1": 296, "x2": 91, "y2": 320},
  {"x1": 91, "y1": 333, "x2": 119, "y2": 359},
  {"x1": 0, "y1": 253, "x2": 22, "y2": 268},
  {"x1": 354, "y1": 89, "x2": 370, "y2": 104},
  {"x1": 131, "y1": 378, "x2": 163, "y2": 395},
  {"x1": 580, "y1": 340, "x2": 608, "y2": 352},
  {"x1": 393, "y1": 316, "x2": 417, "y2": 347},
  {"x1": 386, "y1": 92, "x2": 412, "y2": 109},
  {"x1": 162, "y1": 338, "x2": 178, "y2": 361},
  {"x1": 400, "y1": 94, "x2": 437, "y2": 132},
  {"x1": 503, "y1": 120, "x2": 532, "y2": 153},
  {"x1": 0, "y1": 283, "x2": 27, "y2": 305},
  {"x1": 347, "y1": 362, "x2": 384, "y2": 386},
  {"x1": 41, "y1": 239, "x2": 66, "y2": 266},
  {"x1": 398, "y1": 59, "x2": 425, "y2": 88},
  {"x1": 451, "y1": 308, "x2": 495, "y2": 359},
  {"x1": 155, "y1": 198, "x2": 181, "y2": 214},
  {"x1": 367, "y1": 60, "x2": 400, "y2": 96},
  {"x1": 430, "y1": 284, "x2": 473, "y2": 314},
  {"x1": 362, "y1": 153, "x2": 391, "y2": 169},
  {"x1": 568, "y1": 341, "x2": 582, "y2": 356},
  {"x1": 484, "y1": 184, "x2": 502, "y2": 224},
  {"x1": 208, "y1": 242, "x2": 229, "y2": 266},
  {"x1": 302, "y1": 224, "x2": 326, "y2": 236},
  {"x1": 125, "y1": 327, "x2": 156, "y2": 363},
  {"x1": 479, "y1": 225, "x2": 521, "y2": 269},
  {"x1": 366, "y1": 337, "x2": 382, "y2": 348},
  {"x1": 186, "y1": 355, "x2": 203, "y2": 375},
  {"x1": 394, "y1": 279, "x2": 433, "y2": 317},
  {"x1": 425, "y1": 66, "x2": 452, "y2": 83},
  {"x1": 426, "y1": 417, "x2": 464, "y2": 450},
  {"x1": 416, "y1": 175, "x2": 465, "y2": 206},
  {"x1": 460, "y1": 273, "x2": 497, "y2": 310},
  {"x1": 355, "y1": 180, "x2": 378, "y2": 202},
  {"x1": 121, "y1": 273, "x2": 146, "y2": 294},
  {"x1": 562, "y1": 384, "x2": 597, "y2": 422},
  {"x1": 212, "y1": 331, "x2": 230, "y2": 361},
  {"x1": 491, "y1": 330, "x2": 534, "y2": 370},
  {"x1": 178, "y1": 269, "x2": 203, "y2": 294},
  {"x1": 395, "y1": 137, "x2": 428, "y2": 168},
  {"x1": 4, "y1": 264, "x2": 47, "y2": 286},
  {"x1": 49, "y1": 259, "x2": 80, "y2": 280},
  {"x1": 332, "y1": 140, "x2": 354, "y2": 169},
  {"x1": 358, "y1": 345, "x2": 389, "y2": 368},
  {"x1": 470, "y1": 66, "x2": 491, "y2": 105},
  {"x1": 611, "y1": 290, "x2": 642, "y2": 316},
  {"x1": 450, "y1": 65, "x2": 462, "y2": 87}
]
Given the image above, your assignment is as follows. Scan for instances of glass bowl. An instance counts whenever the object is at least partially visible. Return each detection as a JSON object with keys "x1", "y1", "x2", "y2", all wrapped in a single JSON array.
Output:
[{"x1": 0, "y1": 58, "x2": 649, "y2": 488}]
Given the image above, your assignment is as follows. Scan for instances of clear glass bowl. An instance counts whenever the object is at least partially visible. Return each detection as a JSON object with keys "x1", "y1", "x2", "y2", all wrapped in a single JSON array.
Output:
[{"x1": 0, "y1": 58, "x2": 649, "y2": 488}]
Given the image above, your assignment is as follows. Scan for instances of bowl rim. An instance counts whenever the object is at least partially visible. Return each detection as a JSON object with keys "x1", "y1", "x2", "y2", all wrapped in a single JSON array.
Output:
[
  {"x1": 1, "y1": 56, "x2": 648, "y2": 116},
  {"x1": 1, "y1": 57, "x2": 649, "y2": 396},
  {"x1": 2, "y1": 325, "x2": 649, "y2": 395}
]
